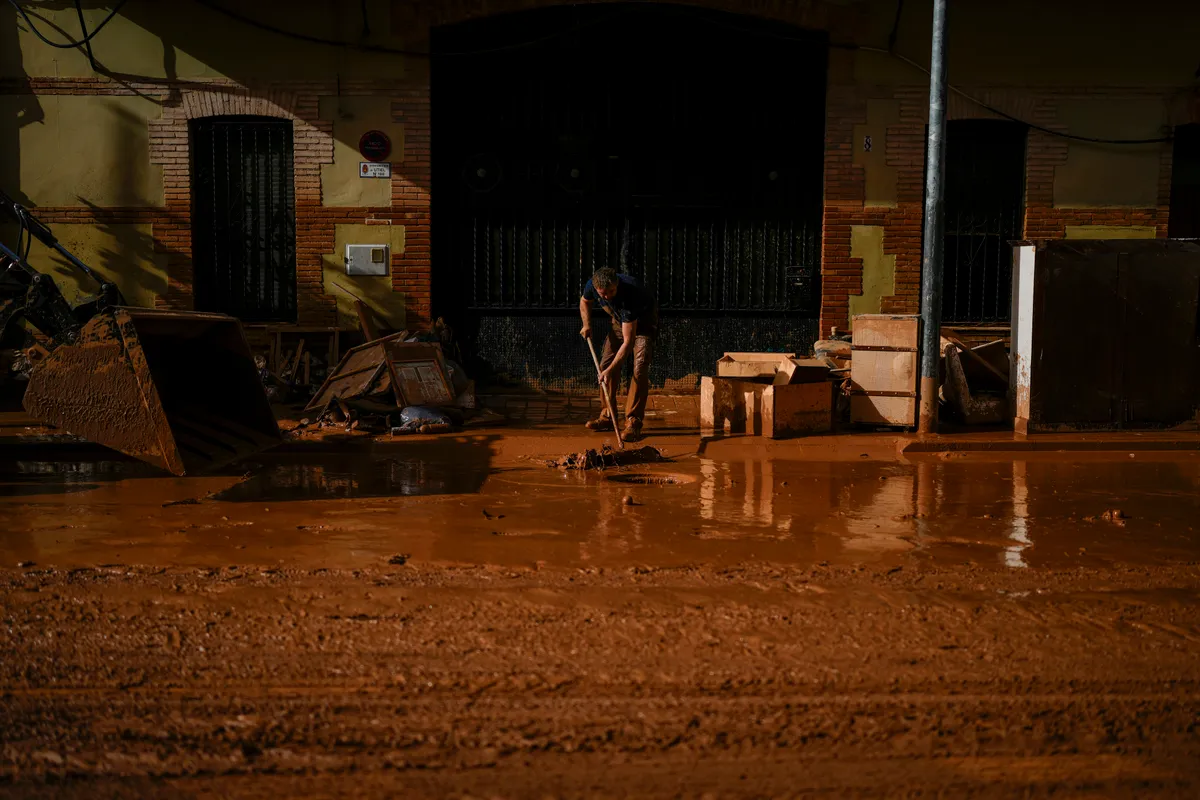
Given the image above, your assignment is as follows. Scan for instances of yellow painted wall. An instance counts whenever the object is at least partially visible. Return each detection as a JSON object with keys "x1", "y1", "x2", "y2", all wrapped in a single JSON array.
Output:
[
  {"x1": 3, "y1": 0, "x2": 410, "y2": 81},
  {"x1": 852, "y1": 99, "x2": 900, "y2": 208},
  {"x1": 848, "y1": 225, "x2": 895, "y2": 320},
  {"x1": 849, "y1": 0, "x2": 1200, "y2": 86},
  {"x1": 2, "y1": 222, "x2": 167, "y2": 308},
  {"x1": 1063, "y1": 225, "x2": 1157, "y2": 239},
  {"x1": 0, "y1": 94, "x2": 163, "y2": 207},
  {"x1": 322, "y1": 223, "x2": 406, "y2": 331},
  {"x1": 319, "y1": 96, "x2": 401, "y2": 207},
  {"x1": 1053, "y1": 100, "x2": 1164, "y2": 208}
]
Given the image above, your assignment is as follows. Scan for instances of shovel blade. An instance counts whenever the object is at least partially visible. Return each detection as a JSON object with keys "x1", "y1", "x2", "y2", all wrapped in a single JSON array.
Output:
[{"x1": 24, "y1": 308, "x2": 281, "y2": 475}]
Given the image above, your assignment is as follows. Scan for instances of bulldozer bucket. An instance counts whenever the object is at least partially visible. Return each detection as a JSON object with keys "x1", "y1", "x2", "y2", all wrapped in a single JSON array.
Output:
[{"x1": 23, "y1": 308, "x2": 281, "y2": 475}]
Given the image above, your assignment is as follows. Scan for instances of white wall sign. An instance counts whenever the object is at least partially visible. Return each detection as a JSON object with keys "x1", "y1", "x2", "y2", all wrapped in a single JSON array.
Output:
[{"x1": 360, "y1": 162, "x2": 392, "y2": 179}]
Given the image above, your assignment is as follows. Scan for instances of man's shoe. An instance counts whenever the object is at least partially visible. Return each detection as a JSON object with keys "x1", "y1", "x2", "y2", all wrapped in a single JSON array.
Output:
[
  {"x1": 622, "y1": 418, "x2": 643, "y2": 442},
  {"x1": 585, "y1": 417, "x2": 614, "y2": 432}
]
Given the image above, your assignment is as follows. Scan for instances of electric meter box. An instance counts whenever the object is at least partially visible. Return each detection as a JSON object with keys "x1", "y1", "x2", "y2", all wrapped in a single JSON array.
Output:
[{"x1": 345, "y1": 244, "x2": 390, "y2": 276}]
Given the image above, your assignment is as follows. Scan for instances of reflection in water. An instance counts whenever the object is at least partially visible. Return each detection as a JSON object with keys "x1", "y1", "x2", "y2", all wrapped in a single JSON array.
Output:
[
  {"x1": 0, "y1": 459, "x2": 161, "y2": 497},
  {"x1": 7, "y1": 447, "x2": 1200, "y2": 570},
  {"x1": 698, "y1": 458, "x2": 792, "y2": 532},
  {"x1": 836, "y1": 470, "x2": 916, "y2": 554},
  {"x1": 213, "y1": 457, "x2": 487, "y2": 502},
  {"x1": 1007, "y1": 461, "x2": 1030, "y2": 569}
]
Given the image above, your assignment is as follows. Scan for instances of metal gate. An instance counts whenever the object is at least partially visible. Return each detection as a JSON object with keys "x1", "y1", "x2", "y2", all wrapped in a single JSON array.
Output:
[
  {"x1": 942, "y1": 120, "x2": 1027, "y2": 324},
  {"x1": 432, "y1": 4, "x2": 827, "y2": 389},
  {"x1": 1169, "y1": 123, "x2": 1200, "y2": 239},
  {"x1": 191, "y1": 116, "x2": 297, "y2": 322}
]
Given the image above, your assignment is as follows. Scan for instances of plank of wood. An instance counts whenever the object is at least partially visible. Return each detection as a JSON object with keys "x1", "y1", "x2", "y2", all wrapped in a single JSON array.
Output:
[
  {"x1": 288, "y1": 339, "x2": 306, "y2": 387},
  {"x1": 356, "y1": 300, "x2": 378, "y2": 341},
  {"x1": 943, "y1": 331, "x2": 1008, "y2": 385}
]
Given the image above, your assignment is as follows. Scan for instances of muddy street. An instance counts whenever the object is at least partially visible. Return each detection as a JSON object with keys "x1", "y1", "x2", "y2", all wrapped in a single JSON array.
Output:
[{"x1": 3, "y1": 429, "x2": 1200, "y2": 797}]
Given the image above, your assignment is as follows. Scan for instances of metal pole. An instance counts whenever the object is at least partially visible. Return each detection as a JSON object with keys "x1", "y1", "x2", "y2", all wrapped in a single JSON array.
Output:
[{"x1": 917, "y1": 0, "x2": 949, "y2": 434}]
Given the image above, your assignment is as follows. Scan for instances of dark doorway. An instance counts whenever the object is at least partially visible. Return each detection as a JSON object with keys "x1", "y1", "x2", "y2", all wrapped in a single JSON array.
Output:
[
  {"x1": 941, "y1": 120, "x2": 1027, "y2": 324},
  {"x1": 1168, "y1": 123, "x2": 1200, "y2": 239},
  {"x1": 191, "y1": 116, "x2": 297, "y2": 322},
  {"x1": 432, "y1": 5, "x2": 827, "y2": 389}
]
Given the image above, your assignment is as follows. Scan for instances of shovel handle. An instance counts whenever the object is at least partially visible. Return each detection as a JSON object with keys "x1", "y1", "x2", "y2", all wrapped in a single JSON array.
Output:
[{"x1": 586, "y1": 337, "x2": 624, "y2": 449}]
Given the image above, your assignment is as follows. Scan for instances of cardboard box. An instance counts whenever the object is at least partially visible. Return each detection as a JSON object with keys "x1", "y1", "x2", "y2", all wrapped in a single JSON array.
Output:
[{"x1": 701, "y1": 376, "x2": 833, "y2": 438}]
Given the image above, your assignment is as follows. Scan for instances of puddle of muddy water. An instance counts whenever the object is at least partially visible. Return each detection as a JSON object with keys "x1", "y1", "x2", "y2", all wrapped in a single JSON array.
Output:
[
  {"x1": 211, "y1": 455, "x2": 489, "y2": 502},
  {"x1": 605, "y1": 473, "x2": 695, "y2": 486},
  {"x1": 3, "y1": 446, "x2": 1200, "y2": 572},
  {"x1": 0, "y1": 459, "x2": 163, "y2": 496}
]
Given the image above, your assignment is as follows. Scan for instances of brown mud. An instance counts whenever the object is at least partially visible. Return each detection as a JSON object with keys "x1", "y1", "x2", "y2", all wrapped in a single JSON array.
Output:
[
  {"x1": 2, "y1": 426, "x2": 1200, "y2": 796},
  {"x1": 546, "y1": 444, "x2": 665, "y2": 470}
]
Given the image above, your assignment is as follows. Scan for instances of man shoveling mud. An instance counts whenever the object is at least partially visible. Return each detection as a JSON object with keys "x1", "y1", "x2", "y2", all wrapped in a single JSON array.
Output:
[{"x1": 579, "y1": 268, "x2": 659, "y2": 443}]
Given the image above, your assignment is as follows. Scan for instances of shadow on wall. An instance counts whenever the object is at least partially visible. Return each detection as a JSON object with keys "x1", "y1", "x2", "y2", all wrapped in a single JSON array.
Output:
[
  {"x1": 78, "y1": 199, "x2": 166, "y2": 308},
  {"x1": 113, "y1": 0, "x2": 413, "y2": 156},
  {"x1": 5, "y1": 1, "x2": 181, "y2": 99},
  {"x1": 0, "y1": 2, "x2": 44, "y2": 205},
  {"x1": 22, "y1": 99, "x2": 167, "y2": 307}
]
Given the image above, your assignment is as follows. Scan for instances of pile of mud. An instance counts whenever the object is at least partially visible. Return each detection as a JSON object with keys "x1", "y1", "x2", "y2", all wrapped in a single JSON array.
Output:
[{"x1": 546, "y1": 445, "x2": 665, "y2": 471}]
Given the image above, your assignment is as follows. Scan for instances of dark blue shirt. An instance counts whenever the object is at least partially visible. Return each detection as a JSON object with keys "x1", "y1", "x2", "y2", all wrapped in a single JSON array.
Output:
[{"x1": 582, "y1": 273, "x2": 657, "y2": 328}]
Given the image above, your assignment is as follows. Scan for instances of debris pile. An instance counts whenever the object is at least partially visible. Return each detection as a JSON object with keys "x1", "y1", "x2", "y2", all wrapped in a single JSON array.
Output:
[
  {"x1": 702, "y1": 350, "x2": 839, "y2": 439},
  {"x1": 546, "y1": 444, "x2": 665, "y2": 471},
  {"x1": 271, "y1": 319, "x2": 482, "y2": 437},
  {"x1": 390, "y1": 405, "x2": 455, "y2": 436},
  {"x1": 939, "y1": 334, "x2": 1010, "y2": 425}
]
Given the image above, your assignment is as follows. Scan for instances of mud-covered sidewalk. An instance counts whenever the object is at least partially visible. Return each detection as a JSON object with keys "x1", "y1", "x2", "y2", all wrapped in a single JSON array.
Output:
[{"x1": 2, "y1": 421, "x2": 1200, "y2": 797}]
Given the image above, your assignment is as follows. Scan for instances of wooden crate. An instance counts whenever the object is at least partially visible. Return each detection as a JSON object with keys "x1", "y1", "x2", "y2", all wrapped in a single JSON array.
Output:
[
  {"x1": 850, "y1": 395, "x2": 916, "y2": 426},
  {"x1": 849, "y1": 350, "x2": 917, "y2": 395},
  {"x1": 851, "y1": 315, "x2": 919, "y2": 350},
  {"x1": 851, "y1": 314, "x2": 919, "y2": 427},
  {"x1": 701, "y1": 377, "x2": 832, "y2": 438}
]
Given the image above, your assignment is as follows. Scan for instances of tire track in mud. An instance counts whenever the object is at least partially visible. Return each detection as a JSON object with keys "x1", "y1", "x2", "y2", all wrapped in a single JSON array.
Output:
[{"x1": 3, "y1": 564, "x2": 1200, "y2": 795}]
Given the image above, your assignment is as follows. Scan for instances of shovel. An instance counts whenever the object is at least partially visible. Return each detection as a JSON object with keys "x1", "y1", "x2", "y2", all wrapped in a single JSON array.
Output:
[
  {"x1": 24, "y1": 308, "x2": 281, "y2": 475},
  {"x1": 585, "y1": 338, "x2": 624, "y2": 449}
]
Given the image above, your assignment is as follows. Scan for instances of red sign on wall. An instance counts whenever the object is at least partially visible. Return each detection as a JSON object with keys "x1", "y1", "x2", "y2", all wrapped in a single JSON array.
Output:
[{"x1": 358, "y1": 130, "x2": 392, "y2": 162}]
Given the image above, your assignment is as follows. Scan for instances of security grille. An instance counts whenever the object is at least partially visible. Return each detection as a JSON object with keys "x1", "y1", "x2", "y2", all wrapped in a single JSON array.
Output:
[
  {"x1": 434, "y1": 4, "x2": 826, "y2": 318},
  {"x1": 452, "y1": 212, "x2": 819, "y2": 313},
  {"x1": 1168, "y1": 123, "x2": 1200, "y2": 239},
  {"x1": 941, "y1": 120, "x2": 1027, "y2": 324},
  {"x1": 191, "y1": 116, "x2": 297, "y2": 322}
]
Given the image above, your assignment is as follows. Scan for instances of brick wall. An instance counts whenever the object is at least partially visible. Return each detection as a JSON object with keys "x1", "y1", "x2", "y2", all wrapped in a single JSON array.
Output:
[
  {"x1": 6, "y1": 6, "x2": 1197, "y2": 340},
  {"x1": 8, "y1": 76, "x2": 431, "y2": 329},
  {"x1": 819, "y1": 84, "x2": 1187, "y2": 336}
]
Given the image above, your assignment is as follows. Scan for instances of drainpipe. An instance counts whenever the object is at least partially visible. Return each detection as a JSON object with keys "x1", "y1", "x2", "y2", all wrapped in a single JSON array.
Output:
[{"x1": 917, "y1": 0, "x2": 948, "y2": 434}]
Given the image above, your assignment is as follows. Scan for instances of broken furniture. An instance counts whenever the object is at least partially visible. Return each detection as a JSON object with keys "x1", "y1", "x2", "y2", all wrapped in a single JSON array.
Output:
[
  {"x1": 0, "y1": 188, "x2": 280, "y2": 475},
  {"x1": 849, "y1": 314, "x2": 919, "y2": 427},
  {"x1": 701, "y1": 377, "x2": 834, "y2": 438},
  {"x1": 266, "y1": 325, "x2": 340, "y2": 389},
  {"x1": 1011, "y1": 239, "x2": 1200, "y2": 432},
  {"x1": 716, "y1": 351, "x2": 832, "y2": 386},
  {"x1": 305, "y1": 332, "x2": 473, "y2": 415},
  {"x1": 941, "y1": 341, "x2": 1009, "y2": 425},
  {"x1": 702, "y1": 352, "x2": 835, "y2": 438}
]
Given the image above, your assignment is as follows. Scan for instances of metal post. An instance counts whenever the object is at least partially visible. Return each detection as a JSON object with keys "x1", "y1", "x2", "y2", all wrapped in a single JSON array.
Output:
[{"x1": 917, "y1": 0, "x2": 949, "y2": 434}]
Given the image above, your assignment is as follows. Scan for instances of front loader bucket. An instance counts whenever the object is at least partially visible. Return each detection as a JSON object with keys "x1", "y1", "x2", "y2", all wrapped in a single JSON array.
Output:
[{"x1": 23, "y1": 308, "x2": 281, "y2": 475}]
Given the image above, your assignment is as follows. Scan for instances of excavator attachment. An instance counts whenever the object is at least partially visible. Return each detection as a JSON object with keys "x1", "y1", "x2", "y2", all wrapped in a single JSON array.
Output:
[{"x1": 23, "y1": 307, "x2": 281, "y2": 475}]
